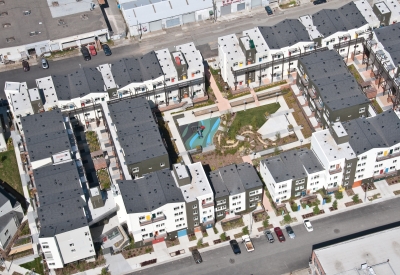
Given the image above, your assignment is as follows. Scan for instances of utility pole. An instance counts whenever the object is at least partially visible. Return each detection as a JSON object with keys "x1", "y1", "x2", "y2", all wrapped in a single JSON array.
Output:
[{"x1": 212, "y1": 0, "x2": 217, "y2": 22}]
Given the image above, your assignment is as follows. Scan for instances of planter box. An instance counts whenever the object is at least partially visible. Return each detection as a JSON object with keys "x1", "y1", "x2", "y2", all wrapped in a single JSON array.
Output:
[
  {"x1": 344, "y1": 200, "x2": 363, "y2": 207},
  {"x1": 257, "y1": 224, "x2": 273, "y2": 232},
  {"x1": 301, "y1": 210, "x2": 325, "y2": 219}
]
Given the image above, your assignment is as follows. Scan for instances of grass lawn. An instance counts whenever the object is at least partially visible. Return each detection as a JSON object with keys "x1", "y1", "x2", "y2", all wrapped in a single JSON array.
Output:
[
  {"x1": 85, "y1": 131, "x2": 100, "y2": 152},
  {"x1": 20, "y1": 257, "x2": 44, "y2": 275},
  {"x1": 0, "y1": 149, "x2": 23, "y2": 195},
  {"x1": 227, "y1": 103, "x2": 280, "y2": 139}
]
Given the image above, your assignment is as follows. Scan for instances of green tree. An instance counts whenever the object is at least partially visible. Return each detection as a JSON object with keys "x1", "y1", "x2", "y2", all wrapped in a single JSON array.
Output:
[
  {"x1": 242, "y1": 226, "x2": 249, "y2": 235},
  {"x1": 213, "y1": 226, "x2": 219, "y2": 234},
  {"x1": 275, "y1": 132, "x2": 281, "y2": 141},
  {"x1": 352, "y1": 194, "x2": 359, "y2": 203},
  {"x1": 220, "y1": 232, "x2": 226, "y2": 241},
  {"x1": 197, "y1": 237, "x2": 203, "y2": 247},
  {"x1": 332, "y1": 200, "x2": 338, "y2": 209},
  {"x1": 283, "y1": 214, "x2": 291, "y2": 223},
  {"x1": 335, "y1": 191, "x2": 343, "y2": 200},
  {"x1": 263, "y1": 218, "x2": 269, "y2": 228},
  {"x1": 313, "y1": 205, "x2": 320, "y2": 215}
]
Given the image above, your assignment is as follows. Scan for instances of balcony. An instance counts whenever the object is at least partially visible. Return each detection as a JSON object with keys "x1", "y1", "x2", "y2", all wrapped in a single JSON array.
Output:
[
  {"x1": 373, "y1": 170, "x2": 397, "y2": 180},
  {"x1": 300, "y1": 75, "x2": 309, "y2": 86},
  {"x1": 329, "y1": 167, "x2": 342, "y2": 175},
  {"x1": 376, "y1": 151, "x2": 400, "y2": 162},
  {"x1": 314, "y1": 100, "x2": 323, "y2": 111},
  {"x1": 202, "y1": 202, "x2": 215, "y2": 209},
  {"x1": 140, "y1": 214, "x2": 166, "y2": 226},
  {"x1": 307, "y1": 88, "x2": 317, "y2": 99}
]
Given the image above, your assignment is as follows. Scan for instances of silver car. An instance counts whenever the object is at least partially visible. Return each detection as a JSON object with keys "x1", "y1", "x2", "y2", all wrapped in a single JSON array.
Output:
[
  {"x1": 285, "y1": 225, "x2": 296, "y2": 239},
  {"x1": 41, "y1": 58, "x2": 49, "y2": 69},
  {"x1": 264, "y1": 230, "x2": 275, "y2": 243}
]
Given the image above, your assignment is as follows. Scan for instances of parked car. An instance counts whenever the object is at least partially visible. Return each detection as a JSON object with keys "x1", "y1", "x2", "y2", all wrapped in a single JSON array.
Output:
[
  {"x1": 304, "y1": 219, "x2": 313, "y2": 232},
  {"x1": 192, "y1": 249, "x2": 202, "y2": 264},
  {"x1": 102, "y1": 44, "x2": 112, "y2": 56},
  {"x1": 264, "y1": 230, "x2": 275, "y2": 243},
  {"x1": 242, "y1": 235, "x2": 255, "y2": 252},
  {"x1": 265, "y1": 6, "x2": 273, "y2": 15},
  {"x1": 22, "y1": 60, "x2": 30, "y2": 72},
  {"x1": 89, "y1": 45, "x2": 97, "y2": 56},
  {"x1": 41, "y1": 58, "x2": 49, "y2": 69},
  {"x1": 285, "y1": 225, "x2": 296, "y2": 239},
  {"x1": 274, "y1": 227, "x2": 285, "y2": 242},
  {"x1": 81, "y1": 47, "x2": 91, "y2": 61},
  {"x1": 313, "y1": 0, "x2": 327, "y2": 5},
  {"x1": 229, "y1": 240, "x2": 241, "y2": 254}
]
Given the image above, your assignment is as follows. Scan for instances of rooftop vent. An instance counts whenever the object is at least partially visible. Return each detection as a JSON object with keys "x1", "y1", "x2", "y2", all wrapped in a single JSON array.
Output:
[
  {"x1": 6, "y1": 37, "x2": 15, "y2": 43},
  {"x1": 52, "y1": 1, "x2": 59, "y2": 6},
  {"x1": 58, "y1": 19, "x2": 66, "y2": 25},
  {"x1": 3, "y1": 23, "x2": 10, "y2": 28},
  {"x1": 0, "y1": 11, "x2": 8, "y2": 16},
  {"x1": 23, "y1": 10, "x2": 31, "y2": 15},
  {"x1": 81, "y1": 14, "x2": 88, "y2": 20}
]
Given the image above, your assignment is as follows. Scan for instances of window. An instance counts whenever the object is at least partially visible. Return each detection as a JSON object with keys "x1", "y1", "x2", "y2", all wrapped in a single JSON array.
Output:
[
  {"x1": 336, "y1": 117, "x2": 340, "y2": 122},
  {"x1": 340, "y1": 49, "x2": 346, "y2": 52},
  {"x1": 157, "y1": 211, "x2": 163, "y2": 216},
  {"x1": 180, "y1": 218, "x2": 184, "y2": 221},
  {"x1": 69, "y1": 243, "x2": 74, "y2": 247},
  {"x1": 160, "y1": 229, "x2": 166, "y2": 232},
  {"x1": 160, "y1": 162, "x2": 165, "y2": 167},
  {"x1": 141, "y1": 228, "x2": 145, "y2": 232},
  {"x1": 394, "y1": 160, "x2": 397, "y2": 163},
  {"x1": 378, "y1": 151, "x2": 383, "y2": 156},
  {"x1": 330, "y1": 165, "x2": 335, "y2": 169},
  {"x1": 192, "y1": 204, "x2": 197, "y2": 209},
  {"x1": 85, "y1": 232, "x2": 89, "y2": 236},
  {"x1": 254, "y1": 196, "x2": 259, "y2": 200},
  {"x1": 174, "y1": 207, "x2": 180, "y2": 211},
  {"x1": 194, "y1": 222, "x2": 199, "y2": 226},
  {"x1": 49, "y1": 263, "x2": 55, "y2": 266},
  {"x1": 249, "y1": 202, "x2": 256, "y2": 207},
  {"x1": 194, "y1": 216, "x2": 198, "y2": 221},
  {"x1": 175, "y1": 219, "x2": 179, "y2": 222},
  {"x1": 359, "y1": 107, "x2": 365, "y2": 113},
  {"x1": 132, "y1": 167, "x2": 139, "y2": 173},
  {"x1": 71, "y1": 249, "x2": 76, "y2": 252},
  {"x1": 217, "y1": 199, "x2": 226, "y2": 205},
  {"x1": 344, "y1": 181, "x2": 349, "y2": 186},
  {"x1": 346, "y1": 170, "x2": 351, "y2": 174},
  {"x1": 4, "y1": 230, "x2": 8, "y2": 236},
  {"x1": 203, "y1": 211, "x2": 207, "y2": 214},
  {"x1": 235, "y1": 207, "x2": 241, "y2": 211},
  {"x1": 361, "y1": 156, "x2": 367, "y2": 160},
  {"x1": 193, "y1": 210, "x2": 198, "y2": 214},
  {"x1": 43, "y1": 245, "x2": 49, "y2": 249},
  {"x1": 217, "y1": 212, "x2": 224, "y2": 217},
  {"x1": 139, "y1": 216, "x2": 145, "y2": 221},
  {"x1": 346, "y1": 163, "x2": 352, "y2": 168}
]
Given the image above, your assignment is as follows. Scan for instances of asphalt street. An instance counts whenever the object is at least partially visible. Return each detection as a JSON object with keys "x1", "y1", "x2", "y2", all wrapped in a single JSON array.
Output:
[
  {"x1": 0, "y1": 0, "x2": 355, "y2": 99},
  {"x1": 132, "y1": 197, "x2": 400, "y2": 275}
]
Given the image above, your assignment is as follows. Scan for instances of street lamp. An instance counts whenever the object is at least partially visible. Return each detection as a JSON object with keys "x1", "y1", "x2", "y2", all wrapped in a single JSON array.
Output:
[
  {"x1": 284, "y1": 112, "x2": 290, "y2": 124},
  {"x1": 276, "y1": 92, "x2": 279, "y2": 103},
  {"x1": 244, "y1": 100, "x2": 247, "y2": 111},
  {"x1": 364, "y1": 181, "x2": 371, "y2": 202},
  {"x1": 209, "y1": 110, "x2": 213, "y2": 119},
  {"x1": 300, "y1": 139, "x2": 303, "y2": 147}
]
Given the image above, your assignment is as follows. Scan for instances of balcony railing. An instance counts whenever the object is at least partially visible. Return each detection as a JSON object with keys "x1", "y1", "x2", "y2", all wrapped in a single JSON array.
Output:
[
  {"x1": 140, "y1": 215, "x2": 166, "y2": 226},
  {"x1": 300, "y1": 75, "x2": 309, "y2": 86},
  {"x1": 202, "y1": 202, "x2": 215, "y2": 209},
  {"x1": 314, "y1": 100, "x2": 323, "y2": 111},
  {"x1": 376, "y1": 151, "x2": 400, "y2": 162},
  {"x1": 307, "y1": 88, "x2": 317, "y2": 99},
  {"x1": 329, "y1": 167, "x2": 342, "y2": 175},
  {"x1": 373, "y1": 170, "x2": 397, "y2": 179}
]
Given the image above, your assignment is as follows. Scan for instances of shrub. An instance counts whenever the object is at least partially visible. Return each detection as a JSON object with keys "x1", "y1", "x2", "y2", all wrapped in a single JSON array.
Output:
[
  {"x1": 213, "y1": 227, "x2": 219, "y2": 234},
  {"x1": 332, "y1": 200, "x2": 338, "y2": 209},
  {"x1": 263, "y1": 218, "x2": 269, "y2": 228},
  {"x1": 290, "y1": 202, "x2": 298, "y2": 212},
  {"x1": 220, "y1": 232, "x2": 226, "y2": 241},
  {"x1": 324, "y1": 195, "x2": 332, "y2": 204},
  {"x1": 335, "y1": 191, "x2": 343, "y2": 200},
  {"x1": 352, "y1": 194, "x2": 359, "y2": 203},
  {"x1": 242, "y1": 226, "x2": 249, "y2": 235},
  {"x1": 197, "y1": 238, "x2": 203, "y2": 247},
  {"x1": 283, "y1": 214, "x2": 291, "y2": 223},
  {"x1": 313, "y1": 205, "x2": 320, "y2": 215},
  {"x1": 301, "y1": 203, "x2": 307, "y2": 209}
]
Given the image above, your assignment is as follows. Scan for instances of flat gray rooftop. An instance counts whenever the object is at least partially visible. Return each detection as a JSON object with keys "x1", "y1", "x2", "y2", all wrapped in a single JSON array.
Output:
[
  {"x1": 21, "y1": 109, "x2": 71, "y2": 161},
  {"x1": 209, "y1": 163, "x2": 263, "y2": 199},
  {"x1": 258, "y1": 19, "x2": 311, "y2": 50},
  {"x1": 0, "y1": 0, "x2": 106, "y2": 49},
  {"x1": 312, "y1": 2, "x2": 367, "y2": 37},
  {"x1": 344, "y1": 110, "x2": 400, "y2": 155},
  {"x1": 374, "y1": 23, "x2": 400, "y2": 66},
  {"x1": 117, "y1": 169, "x2": 185, "y2": 213},
  {"x1": 111, "y1": 52, "x2": 164, "y2": 87},
  {"x1": 107, "y1": 97, "x2": 167, "y2": 166},
  {"x1": 262, "y1": 148, "x2": 324, "y2": 183},
  {"x1": 33, "y1": 161, "x2": 83, "y2": 207},
  {"x1": 299, "y1": 50, "x2": 369, "y2": 111}
]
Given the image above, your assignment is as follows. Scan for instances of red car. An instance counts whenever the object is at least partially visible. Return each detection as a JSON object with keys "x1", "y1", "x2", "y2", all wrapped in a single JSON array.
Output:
[
  {"x1": 274, "y1": 227, "x2": 286, "y2": 242},
  {"x1": 89, "y1": 45, "x2": 97, "y2": 56}
]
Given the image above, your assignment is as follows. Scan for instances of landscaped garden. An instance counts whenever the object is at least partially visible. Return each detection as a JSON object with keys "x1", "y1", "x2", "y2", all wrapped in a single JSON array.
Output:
[
  {"x1": 20, "y1": 257, "x2": 44, "y2": 275},
  {"x1": 283, "y1": 89, "x2": 313, "y2": 138},
  {"x1": 97, "y1": 169, "x2": 111, "y2": 190},
  {"x1": 85, "y1": 131, "x2": 100, "y2": 152},
  {"x1": 221, "y1": 218, "x2": 245, "y2": 231}
]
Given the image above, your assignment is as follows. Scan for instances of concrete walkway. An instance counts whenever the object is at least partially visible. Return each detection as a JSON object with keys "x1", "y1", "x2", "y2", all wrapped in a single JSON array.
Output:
[
  {"x1": 209, "y1": 74, "x2": 231, "y2": 111},
  {"x1": 249, "y1": 88, "x2": 260, "y2": 107}
]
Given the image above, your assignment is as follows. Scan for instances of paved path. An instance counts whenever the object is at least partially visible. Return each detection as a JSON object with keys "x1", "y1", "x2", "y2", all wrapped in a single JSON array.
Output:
[
  {"x1": 129, "y1": 196, "x2": 400, "y2": 275},
  {"x1": 209, "y1": 74, "x2": 231, "y2": 111},
  {"x1": 249, "y1": 88, "x2": 260, "y2": 107}
]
